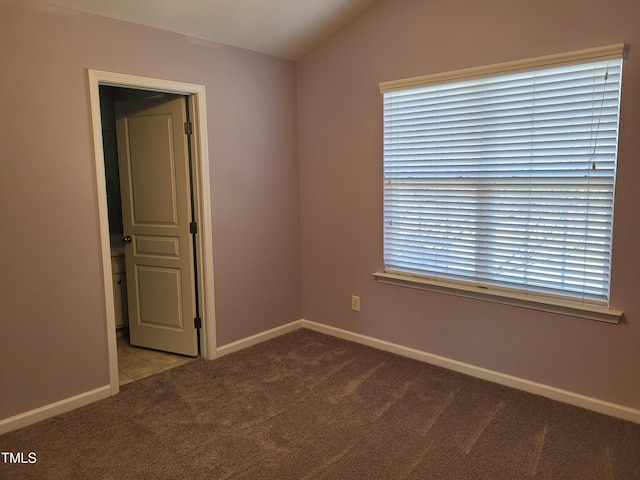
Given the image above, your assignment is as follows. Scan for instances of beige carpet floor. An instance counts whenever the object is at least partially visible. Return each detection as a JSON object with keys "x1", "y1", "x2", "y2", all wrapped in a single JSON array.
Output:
[{"x1": 1, "y1": 329, "x2": 639, "y2": 479}]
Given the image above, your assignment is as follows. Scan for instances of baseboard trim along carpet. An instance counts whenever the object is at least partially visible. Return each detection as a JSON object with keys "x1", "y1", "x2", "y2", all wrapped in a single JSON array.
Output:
[
  {"x1": 4, "y1": 318, "x2": 639, "y2": 435},
  {"x1": 216, "y1": 320, "x2": 303, "y2": 357},
  {"x1": 300, "y1": 319, "x2": 640, "y2": 425},
  {"x1": 0, "y1": 385, "x2": 111, "y2": 435}
]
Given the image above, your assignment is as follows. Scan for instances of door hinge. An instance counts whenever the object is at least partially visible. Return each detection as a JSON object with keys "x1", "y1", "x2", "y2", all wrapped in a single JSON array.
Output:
[
  {"x1": 190, "y1": 222, "x2": 198, "y2": 234},
  {"x1": 194, "y1": 317, "x2": 202, "y2": 329},
  {"x1": 184, "y1": 121, "x2": 193, "y2": 135}
]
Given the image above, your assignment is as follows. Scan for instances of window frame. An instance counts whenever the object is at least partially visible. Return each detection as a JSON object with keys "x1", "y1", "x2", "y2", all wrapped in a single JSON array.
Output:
[{"x1": 374, "y1": 44, "x2": 626, "y2": 323}]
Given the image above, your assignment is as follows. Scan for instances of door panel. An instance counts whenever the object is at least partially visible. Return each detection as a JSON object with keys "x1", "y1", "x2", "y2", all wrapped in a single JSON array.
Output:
[
  {"x1": 115, "y1": 96, "x2": 198, "y2": 356},
  {"x1": 134, "y1": 235, "x2": 180, "y2": 258},
  {"x1": 127, "y1": 114, "x2": 178, "y2": 225},
  {"x1": 136, "y1": 266, "x2": 183, "y2": 329}
]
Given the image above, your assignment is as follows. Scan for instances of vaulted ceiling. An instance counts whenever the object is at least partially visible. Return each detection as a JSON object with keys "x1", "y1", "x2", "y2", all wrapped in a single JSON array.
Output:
[{"x1": 39, "y1": 0, "x2": 379, "y2": 60}]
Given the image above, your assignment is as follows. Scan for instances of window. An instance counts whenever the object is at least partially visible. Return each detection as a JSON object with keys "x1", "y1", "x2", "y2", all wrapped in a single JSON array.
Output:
[{"x1": 377, "y1": 45, "x2": 625, "y2": 320}]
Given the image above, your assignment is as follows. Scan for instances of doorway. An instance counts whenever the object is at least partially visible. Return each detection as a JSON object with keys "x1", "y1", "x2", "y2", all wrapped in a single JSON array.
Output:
[
  {"x1": 103, "y1": 87, "x2": 200, "y2": 382},
  {"x1": 88, "y1": 70, "x2": 217, "y2": 394}
]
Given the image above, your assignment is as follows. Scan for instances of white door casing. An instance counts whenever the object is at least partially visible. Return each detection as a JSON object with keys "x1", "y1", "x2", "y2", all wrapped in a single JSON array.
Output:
[{"x1": 88, "y1": 70, "x2": 217, "y2": 394}]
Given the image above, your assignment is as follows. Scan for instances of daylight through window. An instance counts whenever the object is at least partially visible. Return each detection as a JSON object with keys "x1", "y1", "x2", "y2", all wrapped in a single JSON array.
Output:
[{"x1": 380, "y1": 45, "x2": 624, "y2": 306}]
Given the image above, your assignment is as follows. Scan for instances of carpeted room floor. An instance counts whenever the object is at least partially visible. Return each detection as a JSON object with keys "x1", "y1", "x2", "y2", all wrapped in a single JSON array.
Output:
[{"x1": 1, "y1": 329, "x2": 639, "y2": 479}]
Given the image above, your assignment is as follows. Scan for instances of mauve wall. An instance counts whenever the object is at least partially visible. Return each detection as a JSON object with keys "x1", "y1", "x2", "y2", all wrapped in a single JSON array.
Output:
[
  {"x1": 298, "y1": 0, "x2": 640, "y2": 409},
  {"x1": 0, "y1": 1, "x2": 300, "y2": 420}
]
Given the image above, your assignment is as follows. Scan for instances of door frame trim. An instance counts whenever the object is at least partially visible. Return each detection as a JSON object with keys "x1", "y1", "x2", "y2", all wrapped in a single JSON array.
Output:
[{"x1": 87, "y1": 69, "x2": 217, "y2": 395}]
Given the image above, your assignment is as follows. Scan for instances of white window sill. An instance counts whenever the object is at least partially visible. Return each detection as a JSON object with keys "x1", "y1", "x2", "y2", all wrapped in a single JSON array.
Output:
[{"x1": 373, "y1": 271, "x2": 623, "y2": 324}]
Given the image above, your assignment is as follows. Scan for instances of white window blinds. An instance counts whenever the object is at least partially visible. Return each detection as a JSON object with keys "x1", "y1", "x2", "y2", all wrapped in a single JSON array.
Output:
[{"x1": 381, "y1": 45, "x2": 624, "y2": 306}]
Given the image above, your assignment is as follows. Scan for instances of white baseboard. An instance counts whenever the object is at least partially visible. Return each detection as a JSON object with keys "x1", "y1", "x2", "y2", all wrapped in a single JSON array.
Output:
[
  {"x1": 0, "y1": 385, "x2": 112, "y2": 435},
  {"x1": 4, "y1": 319, "x2": 638, "y2": 435},
  {"x1": 1, "y1": 322, "x2": 304, "y2": 435},
  {"x1": 216, "y1": 319, "x2": 304, "y2": 357},
  {"x1": 301, "y1": 319, "x2": 640, "y2": 425}
]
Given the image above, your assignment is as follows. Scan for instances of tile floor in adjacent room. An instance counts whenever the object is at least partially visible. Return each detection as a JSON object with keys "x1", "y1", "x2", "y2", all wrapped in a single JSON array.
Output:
[{"x1": 117, "y1": 335, "x2": 196, "y2": 385}]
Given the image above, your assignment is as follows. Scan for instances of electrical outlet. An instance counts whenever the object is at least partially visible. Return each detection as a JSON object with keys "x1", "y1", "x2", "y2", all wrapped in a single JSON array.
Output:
[{"x1": 351, "y1": 295, "x2": 361, "y2": 312}]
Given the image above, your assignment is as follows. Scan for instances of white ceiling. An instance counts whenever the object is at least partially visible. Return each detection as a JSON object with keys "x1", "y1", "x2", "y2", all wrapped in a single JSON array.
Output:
[{"x1": 39, "y1": 0, "x2": 378, "y2": 60}]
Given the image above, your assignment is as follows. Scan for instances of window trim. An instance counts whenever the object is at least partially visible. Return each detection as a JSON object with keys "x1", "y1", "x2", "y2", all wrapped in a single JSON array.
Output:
[
  {"x1": 373, "y1": 271, "x2": 623, "y2": 324},
  {"x1": 376, "y1": 44, "x2": 627, "y2": 323},
  {"x1": 379, "y1": 43, "x2": 626, "y2": 93}
]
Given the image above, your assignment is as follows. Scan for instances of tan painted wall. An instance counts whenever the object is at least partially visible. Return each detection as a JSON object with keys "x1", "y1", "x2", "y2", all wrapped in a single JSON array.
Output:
[
  {"x1": 298, "y1": 0, "x2": 640, "y2": 410},
  {"x1": 0, "y1": 1, "x2": 301, "y2": 420}
]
